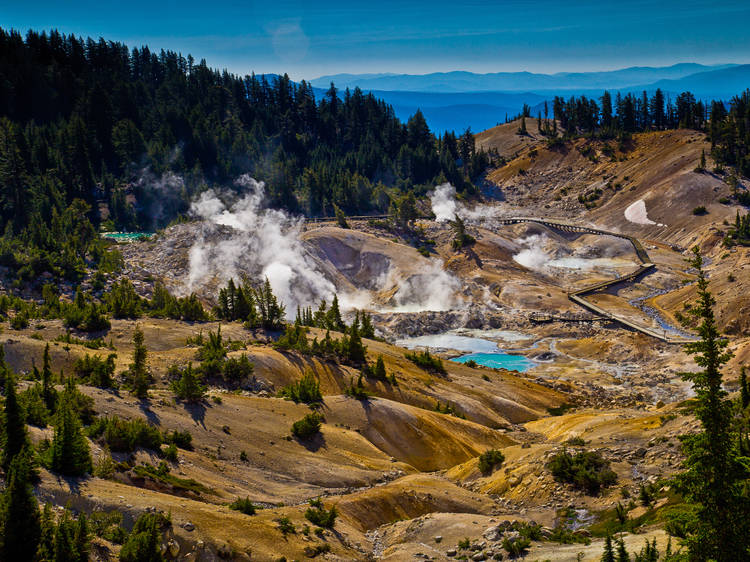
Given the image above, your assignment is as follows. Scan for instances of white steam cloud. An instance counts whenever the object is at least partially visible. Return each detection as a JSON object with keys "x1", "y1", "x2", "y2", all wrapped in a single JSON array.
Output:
[
  {"x1": 185, "y1": 175, "x2": 463, "y2": 317},
  {"x1": 385, "y1": 260, "x2": 462, "y2": 313},
  {"x1": 512, "y1": 235, "x2": 635, "y2": 272},
  {"x1": 429, "y1": 183, "x2": 460, "y2": 222},
  {"x1": 513, "y1": 235, "x2": 551, "y2": 271},
  {"x1": 186, "y1": 175, "x2": 337, "y2": 315},
  {"x1": 428, "y1": 182, "x2": 499, "y2": 223}
]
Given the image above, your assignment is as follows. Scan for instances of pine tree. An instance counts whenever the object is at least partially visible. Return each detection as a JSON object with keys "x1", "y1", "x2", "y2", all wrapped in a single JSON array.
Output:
[
  {"x1": 741, "y1": 366, "x2": 749, "y2": 409},
  {"x1": 171, "y1": 364, "x2": 206, "y2": 403},
  {"x1": 37, "y1": 503, "x2": 55, "y2": 561},
  {"x1": 326, "y1": 294, "x2": 345, "y2": 332},
  {"x1": 51, "y1": 395, "x2": 92, "y2": 476},
  {"x1": 41, "y1": 343, "x2": 58, "y2": 412},
  {"x1": 360, "y1": 311, "x2": 375, "y2": 339},
  {"x1": 0, "y1": 344, "x2": 8, "y2": 390},
  {"x1": 346, "y1": 322, "x2": 367, "y2": 365},
  {"x1": 254, "y1": 278, "x2": 285, "y2": 330},
  {"x1": 127, "y1": 324, "x2": 151, "y2": 399},
  {"x1": 119, "y1": 513, "x2": 164, "y2": 562},
  {"x1": 696, "y1": 149, "x2": 707, "y2": 172},
  {"x1": 374, "y1": 355, "x2": 387, "y2": 381},
  {"x1": 0, "y1": 452, "x2": 41, "y2": 560},
  {"x1": 601, "y1": 535, "x2": 615, "y2": 562},
  {"x1": 74, "y1": 512, "x2": 89, "y2": 562},
  {"x1": 1, "y1": 373, "x2": 31, "y2": 472},
  {"x1": 672, "y1": 248, "x2": 750, "y2": 560},
  {"x1": 615, "y1": 537, "x2": 630, "y2": 562},
  {"x1": 53, "y1": 508, "x2": 78, "y2": 561}
]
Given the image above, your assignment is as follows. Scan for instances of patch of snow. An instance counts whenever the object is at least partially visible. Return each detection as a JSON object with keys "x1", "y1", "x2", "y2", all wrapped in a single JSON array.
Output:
[{"x1": 624, "y1": 199, "x2": 665, "y2": 227}]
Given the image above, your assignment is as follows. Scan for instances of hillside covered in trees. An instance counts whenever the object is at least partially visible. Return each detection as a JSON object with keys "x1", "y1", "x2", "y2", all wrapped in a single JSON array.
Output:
[
  {"x1": 0, "y1": 28, "x2": 488, "y2": 280},
  {"x1": 539, "y1": 89, "x2": 750, "y2": 176}
]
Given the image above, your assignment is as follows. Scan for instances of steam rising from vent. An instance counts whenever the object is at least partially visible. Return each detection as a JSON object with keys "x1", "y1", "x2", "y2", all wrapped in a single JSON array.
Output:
[
  {"x1": 513, "y1": 235, "x2": 551, "y2": 271},
  {"x1": 428, "y1": 182, "x2": 497, "y2": 223},
  {"x1": 184, "y1": 175, "x2": 463, "y2": 316},
  {"x1": 386, "y1": 260, "x2": 462, "y2": 313},
  {"x1": 429, "y1": 183, "x2": 460, "y2": 222},
  {"x1": 186, "y1": 175, "x2": 337, "y2": 315}
]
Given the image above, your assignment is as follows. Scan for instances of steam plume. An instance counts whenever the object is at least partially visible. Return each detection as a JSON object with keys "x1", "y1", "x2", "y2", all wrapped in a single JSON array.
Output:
[{"x1": 186, "y1": 175, "x2": 336, "y2": 315}]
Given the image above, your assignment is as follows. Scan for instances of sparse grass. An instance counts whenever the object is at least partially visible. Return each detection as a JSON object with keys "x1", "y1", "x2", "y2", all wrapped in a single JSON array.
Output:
[
  {"x1": 303, "y1": 544, "x2": 331, "y2": 557},
  {"x1": 133, "y1": 461, "x2": 213, "y2": 495}
]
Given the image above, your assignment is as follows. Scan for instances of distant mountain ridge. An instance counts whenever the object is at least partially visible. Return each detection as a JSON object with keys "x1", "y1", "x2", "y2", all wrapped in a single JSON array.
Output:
[
  {"x1": 308, "y1": 63, "x2": 749, "y2": 133},
  {"x1": 310, "y1": 63, "x2": 738, "y2": 93}
]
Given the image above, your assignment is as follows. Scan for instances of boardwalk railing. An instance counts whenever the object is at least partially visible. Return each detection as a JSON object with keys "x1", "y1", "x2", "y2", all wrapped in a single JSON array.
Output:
[{"x1": 496, "y1": 217, "x2": 695, "y2": 343}]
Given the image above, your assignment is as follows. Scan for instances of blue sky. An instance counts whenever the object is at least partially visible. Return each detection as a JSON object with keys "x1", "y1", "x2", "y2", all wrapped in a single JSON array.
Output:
[{"x1": 3, "y1": 1, "x2": 750, "y2": 80}]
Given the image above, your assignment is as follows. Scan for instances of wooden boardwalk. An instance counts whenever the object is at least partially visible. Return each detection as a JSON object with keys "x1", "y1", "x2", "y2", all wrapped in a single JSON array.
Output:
[
  {"x1": 497, "y1": 217, "x2": 695, "y2": 344},
  {"x1": 303, "y1": 212, "x2": 695, "y2": 343}
]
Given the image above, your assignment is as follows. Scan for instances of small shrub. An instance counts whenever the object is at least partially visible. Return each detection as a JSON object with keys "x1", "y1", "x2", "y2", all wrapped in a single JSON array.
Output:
[
  {"x1": 547, "y1": 403, "x2": 574, "y2": 416},
  {"x1": 228, "y1": 497, "x2": 257, "y2": 515},
  {"x1": 90, "y1": 509, "x2": 127, "y2": 544},
  {"x1": 222, "y1": 354, "x2": 254, "y2": 383},
  {"x1": 502, "y1": 536, "x2": 531, "y2": 557},
  {"x1": 163, "y1": 429, "x2": 193, "y2": 450},
  {"x1": 478, "y1": 449, "x2": 505, "y2": 475},
  {"x1": 170, "y1": 363, "x2": 206, "y2": 402},
  {"x1": 94, "y1": 447, "x2": 116, "y2": 479},
  {"x1": 615, "y1": 501, "x2": 628, "y2": 524},
  {"x1": 10, "y1": 313, "x2": 29, "y2": 330},
  {"x1": 280, "y1": 371, "x2": 322, "y2": 404},
  {"x1": 692, "y1": 205, "x2": 707, "y2": 215},
  {"x1": 565, "y1": 436, "x2": 586, "y2": 446},
  {"x1": 119, "y1": 512, "x2": 170, "y2": 562},
  {"x1": 547, "y1": 448, "x2": 617, "y2": 495},
  {"x1": 73, "y1": 353, "x2": 117, "y2": 388},
  {"x1": 291, "y1": 412, "x2": 322, "y2": 440},
  {"x1": 404, "y1": 349, "x2": 446, "y2": 374},
  {"x1": 304, "y1": 498, "x2": 338, "y2": 528},
  {"x1": 133, "y1": 462, "x2": 212, "y2": 495},
  {"x1": 344, "y1": 374, "x2": 370, "y2": 400},
  {"x1": 276, "y1": 516, "x2": 296, "y2": 536},
  {"x1": 88, "y1": 416, "x2": 162, "y2": 452},
  {"x1": 239, "y1": 450, "x2": 248, "y2": 462},
  {"x1": 162, "y1": 443, "x2": 178, "y2": 462}
]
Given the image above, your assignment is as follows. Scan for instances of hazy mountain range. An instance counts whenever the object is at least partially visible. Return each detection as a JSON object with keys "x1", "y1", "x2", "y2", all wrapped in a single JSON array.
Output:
[
  {"x1": 308, "y1": 63, "x2": 750, "y2": 133},
  {"x1": 310, "y1": 63, "x2": 737, "y2": 93}
]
